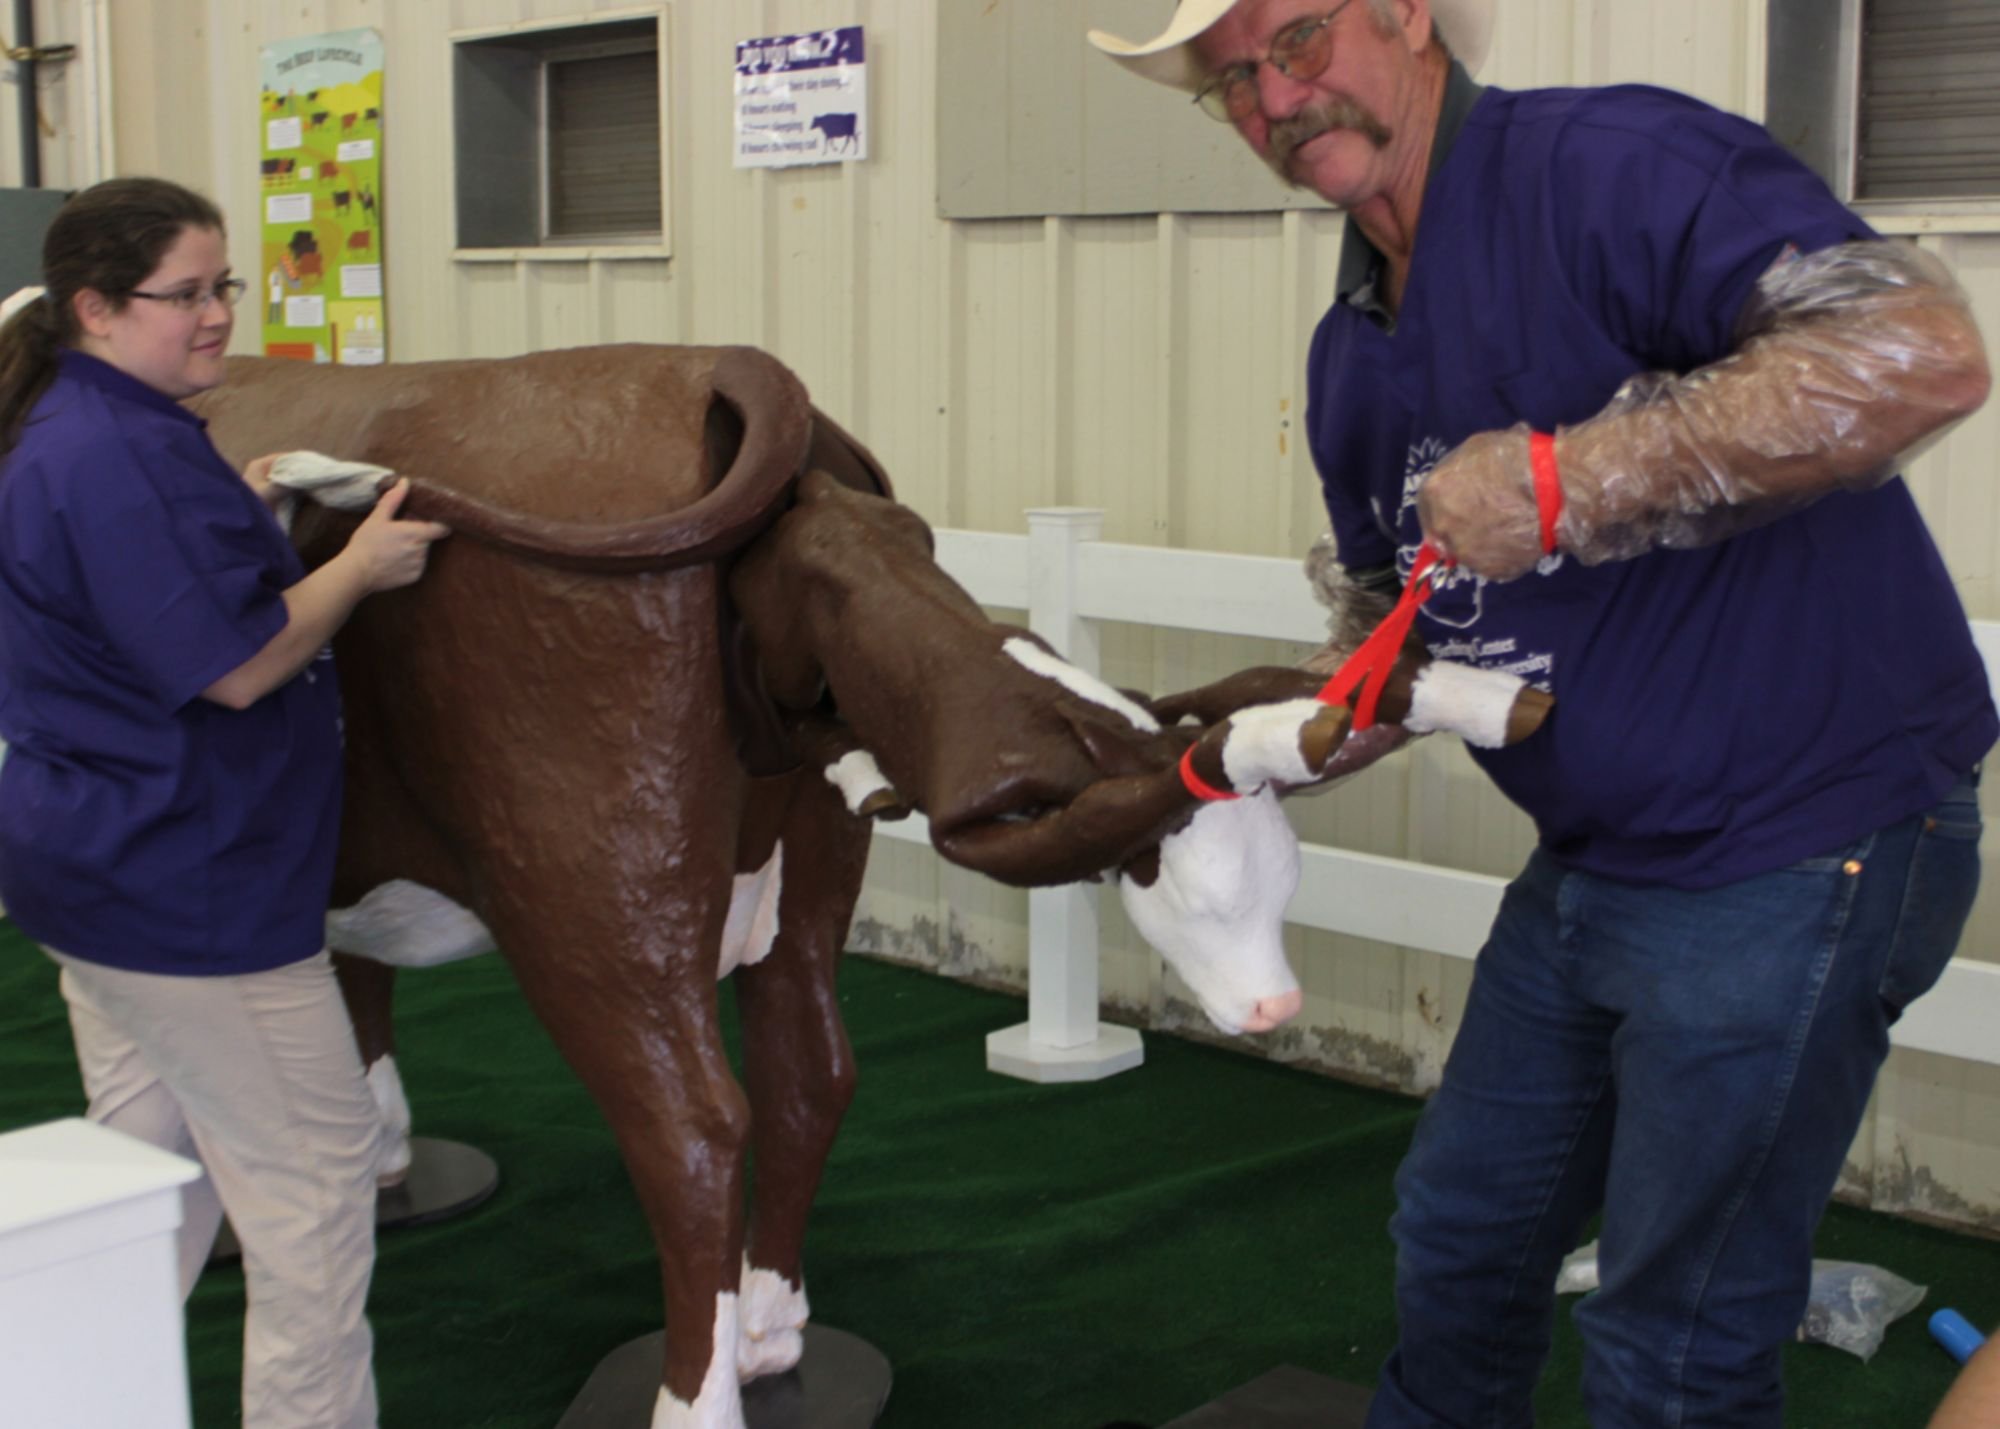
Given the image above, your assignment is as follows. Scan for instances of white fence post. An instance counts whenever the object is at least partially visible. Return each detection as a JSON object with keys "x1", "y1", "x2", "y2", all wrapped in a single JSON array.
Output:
[{"x1": 984, "y1": 507, "x2": 1145, "y2": 1083}]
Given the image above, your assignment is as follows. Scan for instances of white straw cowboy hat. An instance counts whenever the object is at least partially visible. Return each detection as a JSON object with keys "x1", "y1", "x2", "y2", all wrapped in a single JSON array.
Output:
[{"x1": 1089, "y1": 0, "x2": 1494, "y2": 91}]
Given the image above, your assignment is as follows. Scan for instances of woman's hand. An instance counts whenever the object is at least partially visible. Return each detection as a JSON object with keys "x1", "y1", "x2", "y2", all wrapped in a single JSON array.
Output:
[
  {"x1": 344, "y1": 478, "x2": 451, "y2": 592},
  {"x1": 203, "y1": 478, "x2": 452, "y2": 709},
  {"x1": 242, "y1": 452, "x2": 289, "y2": 510}
]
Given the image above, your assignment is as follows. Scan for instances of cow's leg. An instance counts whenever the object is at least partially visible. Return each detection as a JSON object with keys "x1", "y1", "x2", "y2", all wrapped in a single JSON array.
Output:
[
  {"x1": 331, "y1": 954, "x2": 397, "y2": 1066},
  {"x1": 331, "y1": 955, "x2": 412, "y2": 1183},
  {"x1": 326, "y1": 673, "x2": 473, "y2": 1189},
  {"x1": 730, "y1": 772, "x2": 872, "y2": 1381},
  {"x1": 494, "y1": 887, "x2": 752, "y2": 1429},
  {"x1": 315, "y1": 539, "x2": 760, "y2": 1424}
]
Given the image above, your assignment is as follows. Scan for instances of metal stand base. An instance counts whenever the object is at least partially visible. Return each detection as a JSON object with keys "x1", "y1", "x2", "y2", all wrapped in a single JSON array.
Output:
[
  {"x1": 1159, "y1": 1366, "x2": 1373, "y2": 1427},
  {"x1": 209, "y1": 1136, "x2": 499, "y2": 1262},
  {"x1": 556, "y1": 1325, "x2": 891, "y2": 1429},
  {"x1": 985, "y1": 1021, "x2": 1144, "y2": 1083}
]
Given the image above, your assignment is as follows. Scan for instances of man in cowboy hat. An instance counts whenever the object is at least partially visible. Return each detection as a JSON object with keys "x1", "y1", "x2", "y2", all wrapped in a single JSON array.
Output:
[{"x1": 1093, "y1": 3, "x2": 1994, "y2": 1425}]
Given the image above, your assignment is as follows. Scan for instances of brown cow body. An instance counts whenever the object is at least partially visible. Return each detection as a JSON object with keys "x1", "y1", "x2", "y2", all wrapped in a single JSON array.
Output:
[{"x1": 197, "y1": 347, "x2": 874, "y2": 1427}]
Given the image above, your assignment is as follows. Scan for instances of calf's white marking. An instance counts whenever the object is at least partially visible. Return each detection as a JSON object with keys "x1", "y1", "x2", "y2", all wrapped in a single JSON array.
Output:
[
  {"x1": 717, "y1": 844, "x2": 784, "y2": 980},
  {"x1": 1001, "y1": 637, "x2": 1160, "y2": 733},
  {"x1": 650, "y1": 1292, "x2": 746, "y2": 1429},
  {"x1": 1120, "y1": 790, "x2": 1301, "y2": 1036}
]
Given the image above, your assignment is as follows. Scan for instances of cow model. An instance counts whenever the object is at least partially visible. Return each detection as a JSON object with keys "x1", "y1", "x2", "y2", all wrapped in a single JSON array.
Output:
[{"x1": 193, "y1": 346, "x2": 1547, "y2": 1429}]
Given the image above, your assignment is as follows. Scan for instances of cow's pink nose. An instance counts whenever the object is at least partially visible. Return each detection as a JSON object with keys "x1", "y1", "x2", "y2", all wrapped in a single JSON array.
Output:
[{"x1": 1240, "y1": 988, "x2": 1303, "y2": 1033}]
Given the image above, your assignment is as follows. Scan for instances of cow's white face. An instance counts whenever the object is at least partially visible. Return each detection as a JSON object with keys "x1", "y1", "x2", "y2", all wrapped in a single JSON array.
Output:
[{"x1": 1119, "y1": 789, "x2": 1303, "y2": 1036}]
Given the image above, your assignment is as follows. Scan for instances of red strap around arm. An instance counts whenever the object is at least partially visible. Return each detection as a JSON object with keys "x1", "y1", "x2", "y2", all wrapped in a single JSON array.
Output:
[{"x1": 1529, "y1": 431, "x2": 1563, "y2": 557}]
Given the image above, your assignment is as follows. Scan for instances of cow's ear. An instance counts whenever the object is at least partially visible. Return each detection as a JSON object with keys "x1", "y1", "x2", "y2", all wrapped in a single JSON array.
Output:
[{"x1": 1121, "y1": 846, "x2": 1162, "y2": 890}]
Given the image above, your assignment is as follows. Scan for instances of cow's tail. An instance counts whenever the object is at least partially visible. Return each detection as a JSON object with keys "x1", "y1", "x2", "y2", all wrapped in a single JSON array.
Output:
[{"x1": 394, "y1": 346, "x2": 815, "y2": 574}]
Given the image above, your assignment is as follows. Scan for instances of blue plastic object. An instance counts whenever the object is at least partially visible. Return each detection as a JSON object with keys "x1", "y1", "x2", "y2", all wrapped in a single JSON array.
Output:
[{"x1": 1931, "y1": 1308, "x2": 1988, "y2": 1365}]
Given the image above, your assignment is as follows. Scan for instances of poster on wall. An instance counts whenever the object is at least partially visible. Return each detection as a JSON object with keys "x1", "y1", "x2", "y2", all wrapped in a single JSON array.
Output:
[
  {"x1": 734, "y1": 27, "x2": 867, "y2": 169},
  {"x1": 258, "y1": 28, "x2": 385, "y2": 365}
]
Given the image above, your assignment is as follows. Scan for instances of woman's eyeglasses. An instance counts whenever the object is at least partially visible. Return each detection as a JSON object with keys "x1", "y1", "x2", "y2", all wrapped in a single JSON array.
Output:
[{"x1": 128, "y1": 278, "x2": 250, "y2": 313}]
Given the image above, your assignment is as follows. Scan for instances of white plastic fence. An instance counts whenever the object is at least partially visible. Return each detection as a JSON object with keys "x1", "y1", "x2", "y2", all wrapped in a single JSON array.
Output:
[{"x1": 870, "y1": 508, "x2": 2000, "y2": 1083}]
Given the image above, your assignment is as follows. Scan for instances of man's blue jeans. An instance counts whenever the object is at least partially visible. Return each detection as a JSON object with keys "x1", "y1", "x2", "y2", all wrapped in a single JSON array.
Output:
[{"x1": 1366, "y1": 773, "x2": 1983, "y2": 1428}]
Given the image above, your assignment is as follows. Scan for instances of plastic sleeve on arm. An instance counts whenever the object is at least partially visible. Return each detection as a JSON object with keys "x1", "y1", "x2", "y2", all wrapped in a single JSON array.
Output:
[
  {"x1": 1296, "y1": 534, "x2": 1415, "y2": 784},
  {"x1": 1554, "y1": 240, "x2": 1992, "y2": 563},
  {"x1": 1301, "y1": 533, "x2": 1401, "y2": 675}
]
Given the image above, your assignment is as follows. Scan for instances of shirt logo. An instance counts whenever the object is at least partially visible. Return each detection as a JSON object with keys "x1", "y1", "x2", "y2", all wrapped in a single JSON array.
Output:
[{"x1": 1390, "y1": 437, "x2": 1489, "y2": 630}]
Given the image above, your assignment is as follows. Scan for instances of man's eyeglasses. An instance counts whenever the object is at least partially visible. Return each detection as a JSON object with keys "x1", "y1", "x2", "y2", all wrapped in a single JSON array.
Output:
[
  {"x1": 1194, "y1": 0, "x2": 1356, "y2": 123},
  {"x1": 128, "y1": 278, "x2": 249, "y2": 313}
]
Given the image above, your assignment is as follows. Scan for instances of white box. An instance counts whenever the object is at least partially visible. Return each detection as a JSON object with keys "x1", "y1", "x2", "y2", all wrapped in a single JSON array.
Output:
[{"x1": 0, "y1": 1118, "x2": 201, "y2": 1429}]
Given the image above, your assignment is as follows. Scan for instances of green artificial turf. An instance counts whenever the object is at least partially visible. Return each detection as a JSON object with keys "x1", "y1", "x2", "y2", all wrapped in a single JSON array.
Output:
[{"x1": 3, "y1": 921, "x2": 1993, "y2": 1427}]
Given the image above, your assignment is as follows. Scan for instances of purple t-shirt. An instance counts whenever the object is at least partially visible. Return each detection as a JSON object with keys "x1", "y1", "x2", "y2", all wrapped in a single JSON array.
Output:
[
  {"x1": 0, "y1": 350, "x2": 343, "y2": 972},
  {"x1": 1308, "y1": 84, "x2": 1996, "y2": 888}
]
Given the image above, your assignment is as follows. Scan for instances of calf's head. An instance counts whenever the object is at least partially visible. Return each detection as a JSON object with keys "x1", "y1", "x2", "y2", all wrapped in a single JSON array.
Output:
[{"x1": 1118, "y1": 787, "x2": 1303, "y2": 1036}]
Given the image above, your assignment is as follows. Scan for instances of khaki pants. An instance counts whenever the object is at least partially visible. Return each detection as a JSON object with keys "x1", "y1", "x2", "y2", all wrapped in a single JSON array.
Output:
[{"x1": 51, "y1": 949, "x2": 381, "y2": 1429}]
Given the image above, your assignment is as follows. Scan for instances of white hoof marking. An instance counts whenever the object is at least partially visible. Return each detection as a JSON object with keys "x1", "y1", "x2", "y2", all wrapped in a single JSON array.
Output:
[
  {"x1": 366, "y1": 1054, "x2": 413, "y2": 1186},
  {"x1": 1402, "y1": 660, "x2": 1524, "y2": 749},
  {"x1": 824, "y1": 750, "x2": 894, "y2": 815},
  {"x1": 737, "y1": 1262, "x2": 810, "y2": 1382},
  {"x1": 1218, "y1": 697, "x2": 1324, "y2": 792},
  {"x1": 649, "y1": 1293, "x2": 746, "y2": 1429}
]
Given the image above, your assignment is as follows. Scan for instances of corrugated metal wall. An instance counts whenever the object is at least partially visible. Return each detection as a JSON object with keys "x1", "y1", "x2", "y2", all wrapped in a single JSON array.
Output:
[{"x1": 26, "y1": 0, "x2": 2000, "y2": 1230}]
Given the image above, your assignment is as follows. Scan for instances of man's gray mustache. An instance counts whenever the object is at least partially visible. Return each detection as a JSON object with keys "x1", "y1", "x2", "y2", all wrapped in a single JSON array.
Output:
[{"x1": 1272, "y1": 101, "x2": 1394, "y2": 172}]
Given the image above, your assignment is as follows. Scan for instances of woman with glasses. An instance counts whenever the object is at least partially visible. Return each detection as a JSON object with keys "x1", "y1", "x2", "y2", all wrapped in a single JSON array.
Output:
[{"x1": 0, "y1": 176, "x2": 446, "y2": 1429}]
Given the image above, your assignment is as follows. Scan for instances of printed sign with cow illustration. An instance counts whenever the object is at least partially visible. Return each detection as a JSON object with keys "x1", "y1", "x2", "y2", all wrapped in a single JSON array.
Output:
[
  {"x1": 734, "y1": 26, "x2": 868, "y2": 169},
  {"x1": 259, "y1": 27, "x2": 385, "y2": 364}
]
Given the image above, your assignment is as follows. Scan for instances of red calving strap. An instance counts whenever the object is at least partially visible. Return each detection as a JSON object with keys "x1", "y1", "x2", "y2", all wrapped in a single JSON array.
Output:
[{"x1": 1315, "y1": 542, "x2": 1445, "y2": 731}]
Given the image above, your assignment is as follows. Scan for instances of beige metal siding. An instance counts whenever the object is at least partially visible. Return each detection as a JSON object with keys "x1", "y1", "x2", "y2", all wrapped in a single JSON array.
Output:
[{"x1": 78, "y1": 0, "x2": 2000, "y2": 1231}]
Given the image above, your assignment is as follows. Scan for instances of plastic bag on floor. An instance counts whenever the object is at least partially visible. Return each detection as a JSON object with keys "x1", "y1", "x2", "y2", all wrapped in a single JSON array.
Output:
[
  {"x1": 1554, "y1": 1244, "x2": 1924, "y2": 1362},
  {"x1": 1556, "y1": 1240, "x2": 1600, "y2": 1296},
  {"x1": 1798, "y1": 1260, "x2": 1927, "y2": 1361}
]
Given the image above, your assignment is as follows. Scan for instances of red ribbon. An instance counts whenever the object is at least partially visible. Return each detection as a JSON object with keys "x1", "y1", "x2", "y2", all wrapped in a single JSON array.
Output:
[{"x1": 1530, "y1": 431, "x2": 1562, "y2": 557}]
